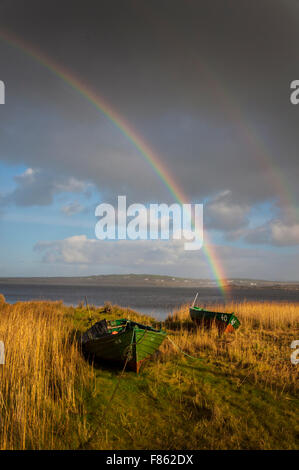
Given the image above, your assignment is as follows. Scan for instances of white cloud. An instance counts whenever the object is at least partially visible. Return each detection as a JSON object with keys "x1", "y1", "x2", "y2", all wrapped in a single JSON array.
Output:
[
  {"x1": 18, "y1": 167, "x2": 37, "y2": 180},
  {"x1": 34, "y1": 235, "x2": 189, "y2": 267},
  {"x1": 205, "y1": 190, "x2": 250, "y2": 231},
  {"x1": 61, "y1": 202, "x2": 85, "y2": 216},
  {"x1": 243, "y1": 219, "x2": 299, "y2": 246},
  {"x1": 34, "y1": 235, "x2": 299, "y2": 280},
  {"x1": 271, "y1": 221, "x2": 299, "y2": 246},
  {"x1": 56, "y1": 177, "x2": 87, "y2": 193},
  {"x1": 4, "y1": 168, "x2": 91, "y2": 207}
]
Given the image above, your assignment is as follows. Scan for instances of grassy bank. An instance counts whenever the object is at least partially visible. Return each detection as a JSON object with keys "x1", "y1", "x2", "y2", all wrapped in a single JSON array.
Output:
[{"x1": 0, "y1": 297, "x2": 298, "y2": 449}]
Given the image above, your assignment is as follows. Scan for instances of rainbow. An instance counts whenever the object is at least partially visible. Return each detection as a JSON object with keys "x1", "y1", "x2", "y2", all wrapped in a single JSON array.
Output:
[
  {"x1": 139, "y1": 2, "x2": 298, "y2": 221},
  {"x1": 0, "y1": 28, "x2": 229, "y2": 296},
  {"x1": 202, "y1": 66, "x2": 298, "y2": 219}
]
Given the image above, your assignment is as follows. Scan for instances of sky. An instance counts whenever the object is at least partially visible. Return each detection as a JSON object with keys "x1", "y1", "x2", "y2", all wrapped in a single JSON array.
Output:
[{"x1": 0, "y1": 0, "x2": 298, "y2": 281}]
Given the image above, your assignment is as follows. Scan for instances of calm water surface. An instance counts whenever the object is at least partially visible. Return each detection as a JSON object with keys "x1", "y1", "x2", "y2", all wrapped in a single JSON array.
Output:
[{"x1": 0, "y1": 283, "x2": 298, "y2": 320}]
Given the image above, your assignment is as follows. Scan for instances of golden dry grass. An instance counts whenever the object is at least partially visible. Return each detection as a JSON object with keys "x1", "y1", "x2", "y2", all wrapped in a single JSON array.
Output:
[
  {"x1": 0, "y1": 298, "x2": 298, "y2": 450},
  {"x1": 164, "y1": 301, "x2": 299, "y2": 394},
  {"x1": 0, "y1": 301, "x2": 94, "y2": 450}
]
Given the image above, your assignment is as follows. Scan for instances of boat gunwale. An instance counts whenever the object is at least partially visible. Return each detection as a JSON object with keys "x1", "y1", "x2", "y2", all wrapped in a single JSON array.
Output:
[
  {"x1": 189, "y1": 307, "x2": 240, "y2": 329},
  {"x1": 190, "y1": 306, "x2": 235, "y2": 316},
  {"x1": 82, "y1": 325, "x2": 133, "y2": 347},
  {"x1": 82, "y1": 318, "x2": 167, "y2": 347}
]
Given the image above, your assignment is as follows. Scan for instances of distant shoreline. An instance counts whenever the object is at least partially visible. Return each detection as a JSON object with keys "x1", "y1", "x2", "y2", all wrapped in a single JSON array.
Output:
[{"x1": 0, "y1": 274, "x2": 298, "y2": 290}]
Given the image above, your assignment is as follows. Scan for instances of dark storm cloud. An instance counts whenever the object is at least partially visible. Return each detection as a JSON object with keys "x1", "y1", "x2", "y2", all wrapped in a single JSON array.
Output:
[{"x1": 0, "y1": 0, "x2": 298, "y2": 209}]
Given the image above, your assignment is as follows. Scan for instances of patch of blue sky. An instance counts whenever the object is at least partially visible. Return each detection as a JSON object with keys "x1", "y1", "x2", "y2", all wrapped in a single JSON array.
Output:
[{"x1": 0, "y1": 161, "x2": 27, "y2": 193}]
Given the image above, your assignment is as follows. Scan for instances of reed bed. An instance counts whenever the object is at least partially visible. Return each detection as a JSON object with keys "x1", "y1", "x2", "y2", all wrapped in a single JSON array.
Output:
[
  {"x1": 0, "y1": 298, "x2": 298, "y2": 450},
  {"x1": 0, "y1": 301, "x2": 94, "y2": 450},
  {"x1": 164, "y1": 301, "x2": 299, "y2": 394}
]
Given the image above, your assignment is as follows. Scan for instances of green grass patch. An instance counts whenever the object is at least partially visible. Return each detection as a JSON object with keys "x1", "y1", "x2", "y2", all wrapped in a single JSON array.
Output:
[{"x1": 70, "y1": 304, "x2": 298, "y2": 450}]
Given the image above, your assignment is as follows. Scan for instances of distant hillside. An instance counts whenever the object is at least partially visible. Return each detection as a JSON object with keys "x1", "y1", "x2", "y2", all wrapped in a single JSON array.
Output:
[{"x1": 0, "y1": 274, "x2": 298, "y2": 289}]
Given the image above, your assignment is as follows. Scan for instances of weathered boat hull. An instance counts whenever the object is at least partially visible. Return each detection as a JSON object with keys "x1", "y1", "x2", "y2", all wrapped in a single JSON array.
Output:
[
  {"x1": 82, "y1": 319, "x2": 167, "y2": 373},
  {"x1": 189, "y1": 307, "x2": 240, "y2": 332}
]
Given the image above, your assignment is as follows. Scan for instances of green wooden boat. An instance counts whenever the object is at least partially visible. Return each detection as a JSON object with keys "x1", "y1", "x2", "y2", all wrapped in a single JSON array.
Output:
[
  {"x1": 81, "y1": 318, "x2": 167, "y2": 373},
  {"x1": 189, "y1": 306, "x2": 240, "y2": 333}
]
